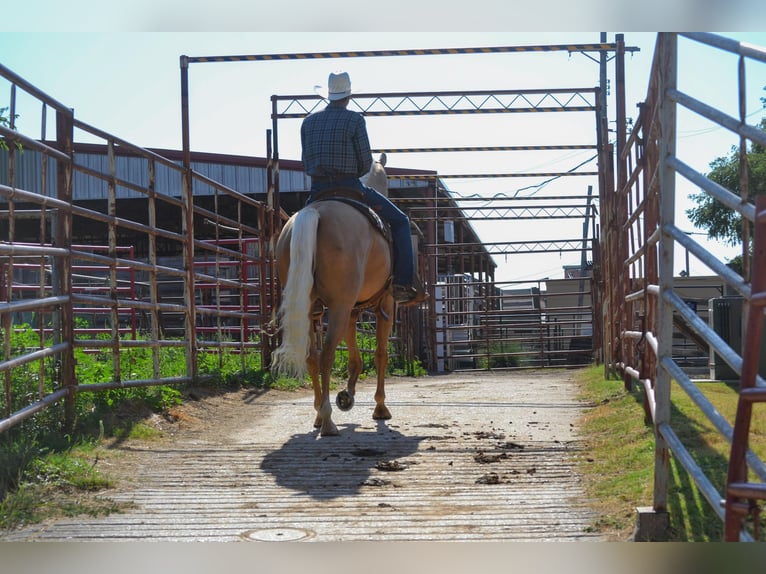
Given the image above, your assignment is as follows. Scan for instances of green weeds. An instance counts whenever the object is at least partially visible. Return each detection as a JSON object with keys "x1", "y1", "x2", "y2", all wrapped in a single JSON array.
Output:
[{"x1": 576, "y1": 365, "x2": 766, "y2": 541}]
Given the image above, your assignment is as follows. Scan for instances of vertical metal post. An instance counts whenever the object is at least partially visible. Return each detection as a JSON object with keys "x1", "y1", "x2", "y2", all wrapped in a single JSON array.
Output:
[
  {"x1": 147, "y1": 159, "x2": 161, "y2": 381},
  {"x1": 270, "y1": 97, "x2": 281, "y2": 229},
  {"x1": 4, "y1": 84, "x2": 17, "y2": 417},
  {"x1": 737, "y1": 55, "x2": 751, "y2": 347},
  {"x1": 738, "y1": 55, "x2": 750, "y2": 285},
  {"x1": 180, "y1": 56, "x2": 191, "y2": 173},
  {"x1": 54, "y1": 107, "x2": 76, "y2": 429},
  {"x1": 181, "y1": 179, "x2": 197, "y2": 377},
  {"x1": 596, "y1": 35, "x2": 615, "y2": 377},
  {"x1": 615, "y1": 33, "x2": 632, "y2": 389},
  {"x1": 427, "y1": 179, "x2": 439, "y2": 373},
  {"x1": 107, "y1": 141, "x2": 121, "y2": 383},
  {"x1": 179, "y1": 55, "x2": 197, "y2": 376},
  {"x1": 267, "y1": 100, "x2": 284, "y2": 371},
  {"x1": 654, "y1": 32, "x2": 678, "y2": 513},
  {"x1": 578, "y1": 185, "x2": 593, "y2": 308},
  {"x1": 264, "y1": 127, "x2": 277, "y2": 368},
  {"x1": 260, "y1": 186, "x2": 272, "y2": 368},
  {"x1": 615, "y1": 34, "x2": 627, "y2": 182}
]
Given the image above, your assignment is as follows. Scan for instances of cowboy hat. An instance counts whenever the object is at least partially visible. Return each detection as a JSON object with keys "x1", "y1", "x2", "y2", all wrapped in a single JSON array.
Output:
[{"x1": 314, "y1": 71, "x2": 352, "y2": 101}]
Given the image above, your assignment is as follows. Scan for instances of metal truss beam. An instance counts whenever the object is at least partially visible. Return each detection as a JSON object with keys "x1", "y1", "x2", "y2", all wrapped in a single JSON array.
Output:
[
  {"x1": 272, "y1": 88, "x2": 598, "y2": 119},
  {"x1": 405, "y1": 194, "x2": 597, "y2": 203},
  {"x1": 429, "y1": 238, "x2": 593, "y2": 256},
  {"x1": 410, "y1": 205, "x2": 595, "y2": 220}
]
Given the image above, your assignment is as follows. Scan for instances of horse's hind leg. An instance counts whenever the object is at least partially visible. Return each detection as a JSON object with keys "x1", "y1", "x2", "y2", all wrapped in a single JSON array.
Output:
[
  {"x1": 336, "y1": 311, "x2": 361, "y2": 412},
  {"x1": 308, "y1": 315, "x2": 322, "y2": 428},
  {"x1": 316, "y1": 307, "x2": 350, "y2": 436},
  {"x1": 372, "y1": 300, "x2": 394, "y2": 420}
]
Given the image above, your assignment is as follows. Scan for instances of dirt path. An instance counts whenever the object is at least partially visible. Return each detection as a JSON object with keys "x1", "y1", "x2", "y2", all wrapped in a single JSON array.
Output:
[{"x1": 3, "y1": 370, "x2": 605, "y2": 542}]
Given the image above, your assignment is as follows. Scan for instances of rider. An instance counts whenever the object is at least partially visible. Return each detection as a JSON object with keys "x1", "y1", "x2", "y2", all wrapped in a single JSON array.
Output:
[{"x1": 301, "y1": 70, "x2": 427, "y2": 305}]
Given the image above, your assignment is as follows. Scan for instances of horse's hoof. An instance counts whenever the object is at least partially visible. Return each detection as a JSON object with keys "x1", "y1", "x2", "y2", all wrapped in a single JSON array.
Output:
[
  {"x1": 336, "y1": 390, "x2": 355, "y2": 411},
  {"x1": 320, "y1": 421, "x2": 339, "y2": 436},
  {"x1": 372, "y1": 406, "x2": 392, "y2": 420}
]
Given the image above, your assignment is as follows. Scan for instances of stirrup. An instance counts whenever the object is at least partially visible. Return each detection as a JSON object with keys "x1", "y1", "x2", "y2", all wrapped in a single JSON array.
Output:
[{"x1": 393, "y1": 284, "x2": 428, "y2": 306}]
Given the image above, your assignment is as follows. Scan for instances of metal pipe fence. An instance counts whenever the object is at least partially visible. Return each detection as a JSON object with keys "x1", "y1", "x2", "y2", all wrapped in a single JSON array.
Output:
[
  {"x1": 1, "y1": 63, "x2": 272, "y2": 434},
  {"x1": 609, "y1": 32, "x2": 766, "y2": 541}
]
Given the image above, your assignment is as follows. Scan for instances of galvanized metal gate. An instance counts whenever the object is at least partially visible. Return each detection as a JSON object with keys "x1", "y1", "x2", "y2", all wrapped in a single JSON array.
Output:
[{"x1": 604, "y1": 33, "x2": 766, "y2": 541}]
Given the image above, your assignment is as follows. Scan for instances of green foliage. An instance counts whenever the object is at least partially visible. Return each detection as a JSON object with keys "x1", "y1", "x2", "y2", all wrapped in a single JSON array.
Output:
[
  {"x1": 0, "y1": 431, "x2": 45, "y2": 501},
  {"x1": 391, "y1": 354, "x2": 427, "y2": 377},
  {"x1": 476, "y1": 341, "x2": 522, "y2": 369},
  {"x1": 0, "y1": 106, "x2": 21, "y2": 152},
  {"x1": 325, "y1": 322, "x2": 427, "y2": 379},
  {"x1": 0, "y1": 106, "x2": 12, "y2": 127},
  {"x1": 687, "y1": 117, "x2": 766, "y2": 246},
  {"x1": 0, "y1": 447, "x2": 123, "y2": 531},
  {"x1": 25, "y1": 450, "x2": 112, "y2": 491}
]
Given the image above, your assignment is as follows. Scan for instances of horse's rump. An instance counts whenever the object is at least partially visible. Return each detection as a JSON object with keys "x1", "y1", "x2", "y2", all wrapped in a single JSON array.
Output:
[
  {"x1": 313, "y1": 196, "x2": 391, "y2": 245},
  {"x1": 311, "y1": 201, "x2": 392, "y2": 306}
]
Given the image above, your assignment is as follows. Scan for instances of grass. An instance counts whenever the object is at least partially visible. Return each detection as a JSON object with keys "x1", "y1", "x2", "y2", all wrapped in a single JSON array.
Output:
[
  {"x1": 0, "y1": 371, "x2": 366, "y2": 534},
  {"x1": 576, "y1": 365, "x2": 766, "y2": 541},
  {"x1": 0, "y1": 372, "x2": 287, "y2": 533},
  {"x1": 0, "y1": 443, "x2": 132, "y2": 531}
]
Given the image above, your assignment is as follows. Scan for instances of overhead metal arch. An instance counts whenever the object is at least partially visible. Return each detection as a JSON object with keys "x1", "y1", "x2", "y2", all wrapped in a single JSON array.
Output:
[{"x1": 179, "y1": 36, "x2": 633, "y2": 373}]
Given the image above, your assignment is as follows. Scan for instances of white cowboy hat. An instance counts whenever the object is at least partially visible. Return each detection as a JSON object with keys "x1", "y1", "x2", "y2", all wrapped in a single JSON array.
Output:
[{"x1": 314, "y1": 71, "x2": 352, "y2": 101}]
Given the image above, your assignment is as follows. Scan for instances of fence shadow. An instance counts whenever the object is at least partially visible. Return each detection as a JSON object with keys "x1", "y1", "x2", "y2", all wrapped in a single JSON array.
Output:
[{"x1": 629, "y1": 382, "x2": 730, "y2": 541}]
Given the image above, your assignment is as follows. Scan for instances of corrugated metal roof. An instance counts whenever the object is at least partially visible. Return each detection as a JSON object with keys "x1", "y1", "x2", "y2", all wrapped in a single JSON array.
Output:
[{"x1": 1, "y1": 145, "x2": 311, "y2": 201}]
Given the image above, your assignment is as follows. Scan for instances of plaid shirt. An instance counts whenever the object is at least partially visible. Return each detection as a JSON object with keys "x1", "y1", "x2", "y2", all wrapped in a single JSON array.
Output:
[{"x1": 301, "y1": 102, "x2": 372, "y2": 179}]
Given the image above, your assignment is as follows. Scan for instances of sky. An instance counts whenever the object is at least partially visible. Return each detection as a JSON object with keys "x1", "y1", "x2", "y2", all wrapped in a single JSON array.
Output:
[{"x1": 2, "y1": 28, "x2": 766, "y2": 284}]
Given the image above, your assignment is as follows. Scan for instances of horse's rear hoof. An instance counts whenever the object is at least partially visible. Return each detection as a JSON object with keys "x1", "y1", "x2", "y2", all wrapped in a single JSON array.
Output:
[
  {"x1": 320, "y1": 421, "x2": 339, "y2": 436},
  {"x1": 336, "y1": 390, "x2": 355, "y2": 411},
  {"x1": 373, "y1": 405, "x2": 392, "y2": 420}
]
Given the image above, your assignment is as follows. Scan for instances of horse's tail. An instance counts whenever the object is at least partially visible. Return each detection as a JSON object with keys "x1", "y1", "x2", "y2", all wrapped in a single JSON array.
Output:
[{"x1": 272, "y1": 207, "x2": 319, "y2": 379}]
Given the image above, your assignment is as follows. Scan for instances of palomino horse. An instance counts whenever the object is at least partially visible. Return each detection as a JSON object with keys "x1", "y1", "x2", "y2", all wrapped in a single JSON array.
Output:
[{"x1": 272, "y1": 154, "x2": 394, "y2": 436}]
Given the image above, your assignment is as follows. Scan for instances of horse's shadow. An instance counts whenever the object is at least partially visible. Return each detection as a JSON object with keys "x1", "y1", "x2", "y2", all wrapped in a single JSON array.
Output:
[{"x1": 260, "y1": 420, "x2": 426, "y2": 501}]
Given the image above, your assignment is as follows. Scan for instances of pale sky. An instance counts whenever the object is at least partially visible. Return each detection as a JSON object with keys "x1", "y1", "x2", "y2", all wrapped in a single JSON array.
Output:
[{"x1": 2, "y1": 31, "x2": 765, "y2": 282}]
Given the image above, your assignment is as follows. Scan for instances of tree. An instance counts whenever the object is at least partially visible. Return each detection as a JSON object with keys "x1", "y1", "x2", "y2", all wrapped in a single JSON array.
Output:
[
  {"x1": 686, "y1": 117, "x2": 766, "y2": 249},
  {"x1": 0, "y1": 106, "x2": 20, "y2": 151}
]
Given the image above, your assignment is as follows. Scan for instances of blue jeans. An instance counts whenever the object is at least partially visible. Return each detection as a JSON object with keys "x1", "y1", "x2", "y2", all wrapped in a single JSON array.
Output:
[{"x1": 307, "y1": 179, "x2": 414, "y2": 287}]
